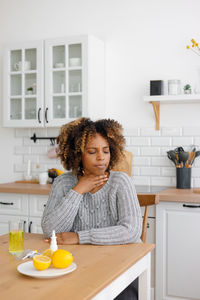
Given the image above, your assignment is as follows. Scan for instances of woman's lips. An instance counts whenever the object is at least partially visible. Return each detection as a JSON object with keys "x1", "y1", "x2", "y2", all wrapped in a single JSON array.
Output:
[{"x1": 95, "y1": 165, "x2": 106, "y2": 169}]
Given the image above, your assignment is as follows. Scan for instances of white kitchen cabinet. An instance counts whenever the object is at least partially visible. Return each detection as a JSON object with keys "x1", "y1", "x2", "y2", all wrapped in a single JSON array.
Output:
[
  {"x1": 156, "y1": 201, "x2": 200, "y2": 300},
  {"x1": 0, "y1": 193, "x2": 48, "y2": 235},
  {"x1": 44, "y1": 35, "x2": 105, "y2": 126},
  {"x1": 3, "y1": 35, "x2": 105, "y2": 128},
  {"x1": 3, "y1": 41, "x2": 44, "y2": 127}
]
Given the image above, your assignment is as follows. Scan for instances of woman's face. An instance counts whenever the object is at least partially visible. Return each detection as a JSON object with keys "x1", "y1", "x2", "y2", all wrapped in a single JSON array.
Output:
[{"x1": 81, "y1": 133, "x2": 110, "y2": 175}]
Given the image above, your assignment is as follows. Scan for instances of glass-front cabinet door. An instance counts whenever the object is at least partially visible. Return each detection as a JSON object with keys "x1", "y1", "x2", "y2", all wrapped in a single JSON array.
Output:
[
  {"x1": 3, "y1": 41, "x2": 43, "y2": 127},
  {"x1": 3, "y1": 35, "x2": 105, "y2": 128},
  {"x1": 45, "y1": 37, "x2": 85, "y2": 126}
]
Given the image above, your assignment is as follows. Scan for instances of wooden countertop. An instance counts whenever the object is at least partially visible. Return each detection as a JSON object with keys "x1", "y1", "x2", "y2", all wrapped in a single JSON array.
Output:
[
  {"x1": 156, "y1": 187, "x2": 200, "y2": 203},
  {"x1": 0, "y1": 182, "x2": 161, "y2": 197},
  {"x1": 0, "y1": 182, "x2": 51, "y2": 195},
  {"x1": 0, "y1": 233, "x2": 154, "y2": 300},
  {"x1": 1, "y1": 182, "x2": 200, "y2": 203}
]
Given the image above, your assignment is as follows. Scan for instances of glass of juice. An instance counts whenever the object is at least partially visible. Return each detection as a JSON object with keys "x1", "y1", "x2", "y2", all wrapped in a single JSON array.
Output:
[{"x1": 9, "y1": 221, "x2": 24, "y2": 255}]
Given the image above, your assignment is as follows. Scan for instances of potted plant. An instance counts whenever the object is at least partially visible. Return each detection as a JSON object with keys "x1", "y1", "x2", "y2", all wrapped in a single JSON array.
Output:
[
  {"x1": 27, "y1": 87, "x2": 33, "y2": 95},
  {"x1": 184, "y1": 84, "x2": 192, "y2": 94}
]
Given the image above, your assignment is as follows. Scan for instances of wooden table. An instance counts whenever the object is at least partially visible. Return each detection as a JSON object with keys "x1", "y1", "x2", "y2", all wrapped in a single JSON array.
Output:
[{"x1": 0, "y1": 233, "x2": 154, "y2": 300}]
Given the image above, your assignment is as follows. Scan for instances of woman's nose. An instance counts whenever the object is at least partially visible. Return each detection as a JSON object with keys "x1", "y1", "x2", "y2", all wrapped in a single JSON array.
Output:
[{"x1": 97, "y1": 151, "x2": 104, "y2": 160}]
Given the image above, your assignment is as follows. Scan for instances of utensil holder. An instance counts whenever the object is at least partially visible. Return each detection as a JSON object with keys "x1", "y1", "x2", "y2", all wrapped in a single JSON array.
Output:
[{"x1": 176, "y1": 167, "x2": 191, "y2": 189}]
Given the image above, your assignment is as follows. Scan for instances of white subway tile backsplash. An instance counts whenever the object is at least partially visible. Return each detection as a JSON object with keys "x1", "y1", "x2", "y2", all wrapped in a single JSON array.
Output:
[
  {"x1": 183, "y1": 127, "x2": 200, "y2": 136},
  {"x1": 15, "y1": 146, "x2": 30, "y2": 155},
  {"x1": 151, "y1": 137, "x2": 171, "y2": 146},
  {"x1": 193, "y1": 137, "x2": 200, "y2": 146},
  {"x1": 172, "y1": 137, "x2": 193, "y2": 146},
  {"x1": 24, "y1": 155, "x2": 39, "y2": 163},
  {"x1": 132, "y1": 167, "x2": 140, "y2": 176},
  {"x1": 151, "y1": 157, "x2": 171, "y2": 166},
  {"x1": 133, "y1": 157, "x2": 151, "y2": 166},
  {"x1": 123, "y1": 128, "x2": 140, "y2": 136},
  {"x1": 160, "y1": 147, "x2": 173, "y2": 156},
  {"x1": 151, "y1": 177, "x2": 172, "y2": 186},
  {"x1": 13, "y1": 126, "x2": 200, "y2": 188},
  {"x1": 125, "y1": 137, "x2": 131, "y2": 145},
  {"x1": 140, "y1": 128, "x2": 160, "y2": 136},
  {"x1": 141, "y1": 147, "x2": 160, "y2": 156},
  {"x1": 193, "y1": 178, "x2": 200, "y2": 187},
  {"x1": 24, "y1": 138, "x2": 39, "y2": 146},
  {"x1": 31, "y1": 146, "x2": 47, "y2": 154},
  {"x1": 161, "y1": 127, "x2": 181, "y2": 136},
  {"x1": 161, "y1": 167, "x2": 176, "y2": 177},
  {"x1": 140, "y1": 167, "x2": 160, "y2": 176},
  {"x1": 132, "y1": 176, "x2": 150, "y2": 186},
  {"x1": 131, "y1": 137, "x2": 150, "y2": 146},
  {"x1": 191, "y1": 168, "x2": 200, "y2": 177},
  {"x1": 14, "y1": 164, "x2": 27, "y2": 172},
  {"x1": 126, "y1": 146, "x2": 140, "y2": 156},
  {"x1": 39, "y1": 155, "x2": 56, "y2": 164}
]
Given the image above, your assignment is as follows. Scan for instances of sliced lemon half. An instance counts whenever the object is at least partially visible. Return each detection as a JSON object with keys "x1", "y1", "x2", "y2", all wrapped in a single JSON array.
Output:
[{"x1": 33, "y1": 255, "x2": 51, "y2": 271}]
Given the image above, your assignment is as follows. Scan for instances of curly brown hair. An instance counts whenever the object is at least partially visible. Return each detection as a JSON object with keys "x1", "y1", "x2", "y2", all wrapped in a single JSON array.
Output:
[{"x1": 57, "y1": 118, "x2": 126, "y2": 174}]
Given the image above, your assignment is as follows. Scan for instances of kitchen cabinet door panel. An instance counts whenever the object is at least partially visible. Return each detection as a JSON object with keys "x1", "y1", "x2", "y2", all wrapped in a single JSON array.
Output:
[
  {"x1": 0, "y1": 193, "x2": 28, "y2": 216},
  {"x1": 167, "y1": 211, "x2": 200, "y2": 299},
  {"x1": 29, "y1": 217, "x2": 43, "y2": 234},
  {"x1": 156, "y1": 202, "x2": 200, "y2": 300},
  {"x1": 3, "y1": 40, "x2": 44, "y2": 127},
  {"x1": 29, "y1": 195, "x2": 48, "y2": 218}
]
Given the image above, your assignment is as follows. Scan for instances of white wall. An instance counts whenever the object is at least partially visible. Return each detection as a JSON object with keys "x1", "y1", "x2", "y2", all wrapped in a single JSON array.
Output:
[{"x1": 1, "y1": 0, "x2": 200, "y2": 183}]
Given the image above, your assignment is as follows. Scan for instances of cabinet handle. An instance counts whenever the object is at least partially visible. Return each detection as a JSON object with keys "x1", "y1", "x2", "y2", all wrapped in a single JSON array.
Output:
[
  {"x1": 44, "y1": 204, "x2": 46, "y2": 207},
  {"x1": 23, "y1": 220, "x2": 26, "y2": 232},
  {"x1": 45, "y1": 108, "x2": 49, "y2": 123},
  {"x1": 28, "y1": 221, "x2": 32, "y2": 233},
  {"x1": 38, "y1": 108, "x2": 41, "y2": 123},
  {"x1": 0, "y1": 201, "x2": 14, "y2": 205},
  {"x1": 183, "y1": 204, "x2": 200, "y2": 208}
]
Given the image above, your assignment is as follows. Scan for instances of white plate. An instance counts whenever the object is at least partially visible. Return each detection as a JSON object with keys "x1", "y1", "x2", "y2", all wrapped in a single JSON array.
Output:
[{"x1": 17, "y1": 261, "x2": 77, "y2": 279}]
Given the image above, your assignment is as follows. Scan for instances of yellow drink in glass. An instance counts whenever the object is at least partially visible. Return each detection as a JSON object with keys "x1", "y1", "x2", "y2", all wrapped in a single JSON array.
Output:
[{"x1": 9, "y1": 221, "x2": 24, "y2": 254}]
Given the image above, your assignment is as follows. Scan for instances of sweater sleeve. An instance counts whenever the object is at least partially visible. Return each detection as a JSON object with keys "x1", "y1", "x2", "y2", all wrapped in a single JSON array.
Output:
[
  {"x1": 41, "y1": 174, "x2": 83, "y2": 238},
  {"x1": 77, "y1": 173, "x2": 142, "y2": 245}
]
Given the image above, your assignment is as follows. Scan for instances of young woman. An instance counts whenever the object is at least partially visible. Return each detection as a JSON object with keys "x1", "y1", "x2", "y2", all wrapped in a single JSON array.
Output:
[
  {"x1": 41, "y1": 117, "x2": 142, "y2": 245},
  {"x1": 41, "y1": 117, "x2": 142, "y2": 299}
]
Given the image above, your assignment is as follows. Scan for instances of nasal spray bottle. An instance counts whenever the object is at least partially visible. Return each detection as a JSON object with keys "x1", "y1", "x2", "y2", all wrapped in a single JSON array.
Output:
[{"x1": 50, "y1": 230, "x2": 58, "y2": 252}]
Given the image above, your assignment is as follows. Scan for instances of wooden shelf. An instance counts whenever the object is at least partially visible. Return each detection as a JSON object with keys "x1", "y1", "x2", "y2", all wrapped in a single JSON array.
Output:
[{"x1": 144, "y1": 94, "x2": 200, "y2": 130}]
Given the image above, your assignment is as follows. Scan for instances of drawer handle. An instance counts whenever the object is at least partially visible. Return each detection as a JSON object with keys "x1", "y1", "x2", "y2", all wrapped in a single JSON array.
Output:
[
  {"x1": 183, "y1": 204, "x2": 200, "y2": 208},
  {"x1": 0, "y1": 201, "x2": 14, "y2": 205},
  {"x1": 45, "y1": 108, "x2": 49, "y2": 123},
  {"x1": 23, "y1": 220, "x2": 26, "y2": 232},
  {"x1": 28, "y1": 221, "x2": 32, "y2": 233},
  {"x1": 38, "y1": 108, "x2": 41, "y2": 124}
]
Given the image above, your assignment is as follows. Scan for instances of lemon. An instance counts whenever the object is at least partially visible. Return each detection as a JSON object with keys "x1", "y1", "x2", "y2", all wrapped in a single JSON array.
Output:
[
  {"x1": 33, "y1": 255, "x2": 51, "y2": 271},
  {"x1": 52, "y1": 249, "x2": 73, "y2": 269},
  {"x1": 42, "y1": 248, "x2": 54, "y2": 259}
]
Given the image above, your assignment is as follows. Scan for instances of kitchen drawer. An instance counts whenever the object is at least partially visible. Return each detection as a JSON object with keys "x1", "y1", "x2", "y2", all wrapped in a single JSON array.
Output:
[
  {"x1": 29, "y1": 195, "x2": 48, "y2": 217},
  {"x1": 0, "y1": 193, "x2": 28, "y2": 216}
]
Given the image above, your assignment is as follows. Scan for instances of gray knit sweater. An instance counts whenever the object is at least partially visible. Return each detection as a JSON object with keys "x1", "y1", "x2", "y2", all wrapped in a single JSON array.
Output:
[{"x1": 41, "y1": 171, "x2": 142, "y2": 245}]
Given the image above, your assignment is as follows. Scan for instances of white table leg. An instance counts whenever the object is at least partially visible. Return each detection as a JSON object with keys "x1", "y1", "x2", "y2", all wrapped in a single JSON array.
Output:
[{"x1": 139, "y1": 252, "x2": 151, "y2": 300}]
